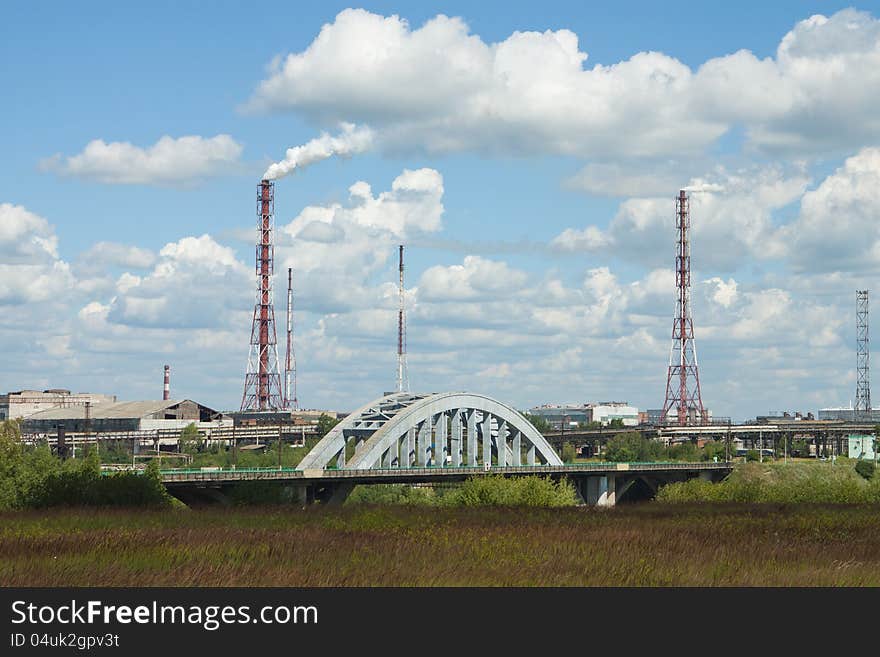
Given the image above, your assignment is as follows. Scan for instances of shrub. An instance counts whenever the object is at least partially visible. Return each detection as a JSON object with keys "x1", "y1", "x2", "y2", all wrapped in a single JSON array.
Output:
[
  {"x1": 561, "y1": 442, "x2": 577, "y2": 463},
  {"x1": 855, "y1": 459, "x2": 876, "y2": 480},
  {"x1": 745, "y1": 449, "x2": 760, "y2": 462}
]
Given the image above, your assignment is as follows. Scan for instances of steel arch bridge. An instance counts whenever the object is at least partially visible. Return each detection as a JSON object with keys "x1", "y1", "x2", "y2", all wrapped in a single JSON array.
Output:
[{"x1": 297, "y1": 392, "x2": 563, "y2": 471}]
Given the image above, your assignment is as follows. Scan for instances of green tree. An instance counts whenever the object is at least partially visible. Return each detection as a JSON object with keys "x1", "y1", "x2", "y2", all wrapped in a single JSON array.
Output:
[
  {"x1": 607, "y1": 418, "x2": 625, "y2": 429},
  {"x1": 603, "y1": 433, "x2": 665, "y2": 462},
  {"x1": 316, "y1": 414, "x2": 342, "y2": 438},
  {"x1": 745, "y1": 449, "x2": 760, "y2": 462},
  {"x1": 179, "y1": 423, "x2": 200, "y2": 454},
  {"x1": 561, "y1": 442, "x2": 577, "y2": 463},
  {"x1": 522, "y1": 413, "x2": 551, "y2": 434}
]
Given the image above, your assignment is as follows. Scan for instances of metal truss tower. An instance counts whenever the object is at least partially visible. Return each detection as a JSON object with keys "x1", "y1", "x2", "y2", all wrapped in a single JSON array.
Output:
[
  {"x1": 856, "y1": 290, "x2": 871, "y2": 420},
  {"x1": 397, "y1": 245, "x2": 409, "y2": 393},
  {"x1": 661, "y1": 190, "x2": 706, "y2": 426},
  {"x1": 241, "y1": 179, "x2": 284, "y2": 411},
  {"x1": 285, "y1": 267, "x2": 298, "y2": 411}
]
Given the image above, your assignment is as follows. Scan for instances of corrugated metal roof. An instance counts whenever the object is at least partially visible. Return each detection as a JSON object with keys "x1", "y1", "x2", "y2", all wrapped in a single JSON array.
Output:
[{"x1": 25, "y1": 400, "x2": 194, "y2": 420}]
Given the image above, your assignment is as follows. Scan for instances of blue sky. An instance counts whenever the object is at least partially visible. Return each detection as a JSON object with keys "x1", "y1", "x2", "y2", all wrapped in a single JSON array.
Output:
[{"x1": 3, "y1": 2, "x2": 880, "y2": 420}]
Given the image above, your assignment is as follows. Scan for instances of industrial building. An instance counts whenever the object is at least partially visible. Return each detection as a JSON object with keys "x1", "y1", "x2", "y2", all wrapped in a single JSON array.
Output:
[
  {"x1": 0, "y1": 389, "x2": 117, "y2": 421},
  {"x1": 818, "y1": 404, "x2": 880, "y2": 422},
  {"x1": 21, "y1": 399, "x2": 221, "y2": 435},
  {"x1": 529, "y1": 402, "x2": 639, "y2": 429}
]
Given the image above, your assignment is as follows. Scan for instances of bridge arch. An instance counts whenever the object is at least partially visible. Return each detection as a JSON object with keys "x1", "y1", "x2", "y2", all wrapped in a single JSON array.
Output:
[{"x1": 296, "y1": 392, "x2": 563, "y2": 471}]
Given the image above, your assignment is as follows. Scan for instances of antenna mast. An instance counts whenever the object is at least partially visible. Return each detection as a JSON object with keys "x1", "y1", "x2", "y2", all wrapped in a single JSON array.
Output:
[
  {"x1": 856, "y1": 290, "x2": 870, "y2": 421},
  {"x1": 397, "y1": 245, "x2": 409, "y2": 392},
  {"x1": 285, "y1": 267, "x2": 298, "y2": 410}
]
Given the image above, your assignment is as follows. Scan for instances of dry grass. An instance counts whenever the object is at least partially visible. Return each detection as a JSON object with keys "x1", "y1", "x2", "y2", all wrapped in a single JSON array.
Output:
[{"x1": 2, "y1": 504, "x2": 880, "y2": 586}]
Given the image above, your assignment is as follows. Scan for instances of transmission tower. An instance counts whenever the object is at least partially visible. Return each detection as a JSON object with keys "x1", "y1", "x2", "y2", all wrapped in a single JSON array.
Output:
[
  {"x1": 856, "y1": 290, "x2": 871, "y2": 421},
  {"x1": 660, "y1": 190, "x2": 706, "y2": 426},
  {"x1": 241, "y1": 179, "x2": 284, "y2": 411}
]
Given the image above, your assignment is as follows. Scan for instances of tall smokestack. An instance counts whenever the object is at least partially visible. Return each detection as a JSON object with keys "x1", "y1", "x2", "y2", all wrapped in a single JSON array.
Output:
[
  {"x1": 241, "y1": 179, "x2": 284, "y2": 411},
  {"x1": 397, "y1": 245, "x2": 408, "y2": 393},
  {"x1": 163, "y1": 365, "x2": 170, "y2": 401}
]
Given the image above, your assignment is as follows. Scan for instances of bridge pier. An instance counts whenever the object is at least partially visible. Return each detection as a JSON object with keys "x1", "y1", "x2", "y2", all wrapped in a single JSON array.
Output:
[{"x1": 579, "y1": 475, "x2": 617, "y2": 507}]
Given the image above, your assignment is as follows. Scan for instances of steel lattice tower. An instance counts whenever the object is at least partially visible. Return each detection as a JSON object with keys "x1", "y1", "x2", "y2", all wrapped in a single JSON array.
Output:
[
  {"x1": 660, "y1": 190, "x2": 706, "y2": 426},
  {"x1": 397, "y1": 245, "x2": 409, "y2": 393},
  {"x1": 241, "y1": 179, "x2": 284, "y2": 411},
  {"x1": 856, "y1": 290, "x2": 871, "y2": 420}
]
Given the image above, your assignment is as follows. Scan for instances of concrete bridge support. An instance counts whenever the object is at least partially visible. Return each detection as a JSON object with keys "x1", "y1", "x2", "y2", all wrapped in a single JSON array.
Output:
[{"x1": 582, "y1": 475, "x2": 617, "y2": 507}]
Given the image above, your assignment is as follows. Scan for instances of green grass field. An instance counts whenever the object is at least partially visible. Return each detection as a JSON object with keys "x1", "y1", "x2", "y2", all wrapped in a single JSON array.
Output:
[{"x1": 2, "y1": 503, "x2": 880, "y2": 586}]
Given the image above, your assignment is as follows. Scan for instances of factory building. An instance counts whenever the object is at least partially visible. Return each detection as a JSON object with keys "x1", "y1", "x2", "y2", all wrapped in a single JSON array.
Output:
[
  {"x1": 0, "y1": 389, "x2": 117, "y2": 421},
  {"x1": 818, "y1": 404, "x2": 880, "y2": 422},
  {"x1": 529, "y1": 402, "x2": 640, "y2": 429},
  {"x1": 21, "y1": 399, "x2": 221, "y2": 435}
]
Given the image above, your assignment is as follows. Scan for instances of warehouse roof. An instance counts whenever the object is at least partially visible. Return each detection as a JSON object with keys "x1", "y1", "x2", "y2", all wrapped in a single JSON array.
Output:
[{"x1": 24, "y1": 399, "x2": 217, "y2": 421}]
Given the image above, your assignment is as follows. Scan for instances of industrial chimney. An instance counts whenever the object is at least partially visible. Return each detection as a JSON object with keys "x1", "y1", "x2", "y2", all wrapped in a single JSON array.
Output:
[{"x1": 163, "y1": 365, "x2": 170, "y2": 401}]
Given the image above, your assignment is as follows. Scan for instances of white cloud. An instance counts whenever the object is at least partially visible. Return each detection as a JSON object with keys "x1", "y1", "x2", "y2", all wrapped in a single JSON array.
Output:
[
  {"x1": 0, "y1": 204, "x2": 73, "y2": 304},
  {"x1": 247, "y1": 8, "x2": 880, "y2": 158},
  {"x1": 41, "y1": 134, "x2": 243, "y2": 185},
  {"x1": 776, "y1": 147, "x2": 880, "y2": 272},
  {"x1": 276, "y1": 168, "x2": 445, "y2": 314},
  {"x1": 551, "y1": 163, "x2": 809, "y2": 270},
  {"x1": 105, "y1": 234, "x2": 250, "y2": 328},
  {"x1": 419, "y1": 255, "x2": 529, "y2": 301},
  {"x1": 79, "y1": 242, "x2": 156, "y2": 269},
  {"x1": 0, "y1": 203, "x2": 59, "y2": 262}
]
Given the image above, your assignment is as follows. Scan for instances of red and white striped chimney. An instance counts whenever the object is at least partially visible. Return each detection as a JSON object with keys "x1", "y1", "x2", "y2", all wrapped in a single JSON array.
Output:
[{"x1": 163, "y1": 365, "x2": 170, "y2": 400}]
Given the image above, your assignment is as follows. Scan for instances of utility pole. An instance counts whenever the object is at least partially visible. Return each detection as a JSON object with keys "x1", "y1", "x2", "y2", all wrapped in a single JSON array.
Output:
[{"x1": 725, "y1": 418, "x2": 731, "y2": 462}]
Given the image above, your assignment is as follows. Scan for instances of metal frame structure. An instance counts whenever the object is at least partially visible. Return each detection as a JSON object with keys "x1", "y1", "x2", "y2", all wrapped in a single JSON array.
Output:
[
  {"x1": 241, "y1": 179, "x2": 284, "y2": 411},
  {"x1": 856, "y1": 290, "x2": 871, "y2": 420},
  {"x1": 661, "y1": 190, "x2": 706, "y2": 426},
  {"x1": 297, "y1": 392, "x2": 563, "y2": 471}
]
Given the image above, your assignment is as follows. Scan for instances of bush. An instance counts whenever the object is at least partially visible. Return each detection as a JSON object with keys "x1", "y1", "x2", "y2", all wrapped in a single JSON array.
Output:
[
  {"x1": 561, "y1": 442, "x2": 577, "y2": 463},
  {"x1": 855, "y1": 459, "x2": 876, "y2": 480},
  {"x1": 745, "y1": 449, "x2": 760, "y2": 462},
  {"x1": 657, "y1": 462, "x2": 880, "y2": 504},
  {"x1": 449, "y1": 475, "x2": 576, "y2": 507}
]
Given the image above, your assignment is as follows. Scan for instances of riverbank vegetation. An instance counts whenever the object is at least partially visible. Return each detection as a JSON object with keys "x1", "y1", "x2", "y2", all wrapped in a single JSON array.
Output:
[
  {"x1": 657, "y1": 461, "x2": 880, "y2": 504},
  {"x1": 3, "y1": 504, "x2": 880, "y2": 586}
]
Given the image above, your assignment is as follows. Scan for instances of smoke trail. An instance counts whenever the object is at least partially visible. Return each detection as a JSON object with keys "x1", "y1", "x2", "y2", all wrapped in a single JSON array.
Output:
[{"x1": 263, "y1": 123, "x2": 374, "y2": 180}]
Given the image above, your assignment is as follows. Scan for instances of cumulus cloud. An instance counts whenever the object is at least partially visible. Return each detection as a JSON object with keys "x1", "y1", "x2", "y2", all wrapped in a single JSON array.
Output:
[
  {"x1": 40, "y1": 134, "x2": 243, "y2": 185},
  {"x1": 263, "y1": 123, "x2": 374, "y2": 180},
  {"x1": 105, "y1": 234, "x2": 250, "y2": 328},
  {"x1": 776, "y1": 147, "x2": 880, "y2": 272},
  {"x1": 246, "y1": 8, "x2": 880, "y2": 158},
  {"x1": 278, "y1": 168, "x2": 445, "y2": 313},
  {"x1": 79, "y1": 242, "x2": 156, "y2": 269},
  {"x1": 0, "y1": 204, "x2": 73, "y2": 304},
  {"x1": 551, "y1": 163, "x2": 809, "y2": 270},
  {"x1": 419, "y1": 256, "x2": 529, "y2": 301}
]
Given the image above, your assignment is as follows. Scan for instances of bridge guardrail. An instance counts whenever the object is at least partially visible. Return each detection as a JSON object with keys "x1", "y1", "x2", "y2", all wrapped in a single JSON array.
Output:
[{"x1": 151, "y1": 460, "x2": 731, "y2": 482}]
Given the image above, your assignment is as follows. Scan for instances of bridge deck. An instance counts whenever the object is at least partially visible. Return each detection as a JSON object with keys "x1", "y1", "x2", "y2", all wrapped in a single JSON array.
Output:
[{"x1": 156, "y1": 461, "x2": 731, "y2": 486}]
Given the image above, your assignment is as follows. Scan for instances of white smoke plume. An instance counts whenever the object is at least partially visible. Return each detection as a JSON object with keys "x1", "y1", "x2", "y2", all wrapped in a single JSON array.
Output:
[{"x1": 263, "y1": 123, "x2": 374, "y2": 180}]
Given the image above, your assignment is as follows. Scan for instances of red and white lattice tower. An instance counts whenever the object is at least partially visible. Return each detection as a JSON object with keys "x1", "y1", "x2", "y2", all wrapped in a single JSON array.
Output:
[
  {"x1": 660, "y1": 190, "x2": 706, "y2": 426},
  {"x1": 241, "y1": 179, "x2": 284, "y2": 411}
]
